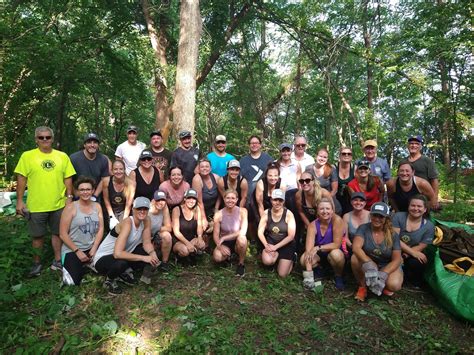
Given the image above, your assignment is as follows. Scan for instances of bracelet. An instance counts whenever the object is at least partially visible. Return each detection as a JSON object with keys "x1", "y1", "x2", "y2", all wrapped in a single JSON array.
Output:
[
  {"x1": 73, "y1": 248, "x2": 79, "y2": 253},
  {"x1": 67, "y1": 194, "x2": 74, "y2": 199}
]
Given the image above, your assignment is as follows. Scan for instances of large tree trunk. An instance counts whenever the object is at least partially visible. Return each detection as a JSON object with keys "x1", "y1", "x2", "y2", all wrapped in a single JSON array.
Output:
[
  {"x1": 362, "y1": 0, "x2": 373, "y2": 109},
  {"x1": 56, "y1": 81, "x2": 69, "y2": 150},
  {"x1": 172, "y1": 0, "x2": 202, "y2": 139},
  {"x1": 141, "y1": 0, "x2": 172, "y2": 143}
]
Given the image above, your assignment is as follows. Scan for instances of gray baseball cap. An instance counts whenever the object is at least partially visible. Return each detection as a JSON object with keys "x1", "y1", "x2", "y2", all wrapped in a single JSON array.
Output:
[
  {"x1": 133, "y1": 197, "x2": 150, "y2": 209},
  {"x1": 271, "y1": 189, "x2": 285, "y2": 201}
]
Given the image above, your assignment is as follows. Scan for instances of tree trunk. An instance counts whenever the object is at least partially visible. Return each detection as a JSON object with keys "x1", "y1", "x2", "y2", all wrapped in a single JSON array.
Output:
[
  {"x1": 294, "y1": 44, "x2": 302, "y2": 135},
  {"x1": 56, "y1": 81, "x2": 69, "y2": 150},
  {"x1": 362, "y1": 0, "x2": 373, "y2": 109},
  {"x1": 141, "y1": 0, "x2": 172, "y2": 143},
  {"x1": 172, "y1": 0, "x2": 202, "y2": 139}
]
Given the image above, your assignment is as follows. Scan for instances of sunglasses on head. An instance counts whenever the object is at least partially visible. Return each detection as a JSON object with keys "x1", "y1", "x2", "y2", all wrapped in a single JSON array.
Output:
[
  {"x1": 298, "y1": 178, "x2": 313, "y2": 184},
  {"x1": 37, "y1": 136, "x2": 52, "y2": 141}
]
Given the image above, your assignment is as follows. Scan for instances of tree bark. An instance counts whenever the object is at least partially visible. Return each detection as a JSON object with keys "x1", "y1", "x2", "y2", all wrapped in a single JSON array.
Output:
[
  {"x1": 141, "y1": 0, "x2": 172, "y2": 143},
  {"x1": 172, "y1": 0, "x2": 202, "y2": 139},
  {"x1": 362, "y1": 0, "x2": 373, "y2": 109},
  {"x1": 55, "y1": 81, "x2": 69, "y2": 150}
]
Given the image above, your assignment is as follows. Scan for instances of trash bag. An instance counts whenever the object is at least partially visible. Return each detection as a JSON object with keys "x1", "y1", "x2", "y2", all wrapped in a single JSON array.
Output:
[{"x1": 424, "y1": 220, "x2": 474, "y2": 323}]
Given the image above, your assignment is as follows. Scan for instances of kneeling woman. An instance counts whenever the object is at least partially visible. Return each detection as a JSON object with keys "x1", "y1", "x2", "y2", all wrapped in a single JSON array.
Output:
[
  {"x1": 301, "y1": 198, "x2": 346, "y2": 291},
  {"x1": 60, "y1": 177, "x2": 104, "y2": 285},
  {"x1": 258, "y1": 189, "x2": 296, "y2": 278},
  {"x1": 172, "y1": 189, "x2": 206, "y2": 259},
  {"x1": 92, "y1": 197, "x2": 160, "y2": 295},
  {"x1": 351, "y1": 202, "x2": 403, "y2": 301},
  {"x1": 392, "y1": 194, "x2": 434, "y2": 287},
  {"x1": 213, "y1": 189, "x2": 248, "y2": 277}
]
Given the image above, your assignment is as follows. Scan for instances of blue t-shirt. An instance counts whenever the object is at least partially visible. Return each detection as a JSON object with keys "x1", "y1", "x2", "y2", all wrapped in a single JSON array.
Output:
[
  {"x1": 207, "y1": 152, "x2": 235, "y2": 177},
  {"x1": 392, "y1": 212, "x2": 434, "y2": 247},
  {"x1": 356, "y1": 157, "x2": 391, "y2": 182}
]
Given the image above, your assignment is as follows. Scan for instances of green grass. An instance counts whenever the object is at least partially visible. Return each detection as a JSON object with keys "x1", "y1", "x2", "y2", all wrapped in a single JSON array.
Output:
[{"x1": 0, "y1": 216, "x2": 472, "y2": 353}]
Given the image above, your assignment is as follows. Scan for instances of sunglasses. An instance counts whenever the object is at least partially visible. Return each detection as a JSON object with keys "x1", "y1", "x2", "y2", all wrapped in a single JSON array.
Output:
[
  {"x1": 216, "y1": 140, "x2": 226, "y2": 144},
  {"x1": 141, "y1": 157, "x2": 153, "y2": 161},
  {"x1": 341, "y1": 152, "x2": 352, "y2": 156},
  {"x1": 298, "y1": 178, "x2": 313, "y2": 184},
  {"x1": 37, "y1": 136, "x2": 52, "y2": 141},
  {"x1": 358, "y1": 166, "x2": 369, "y2": 171},
  {"x1": 295, "y1": 144, "x2": 306, "y2": 148}
]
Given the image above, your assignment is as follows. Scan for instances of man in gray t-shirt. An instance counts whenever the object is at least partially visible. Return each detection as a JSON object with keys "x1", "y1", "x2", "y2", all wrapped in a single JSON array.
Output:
[
  {"x1": 401, "y1": 135, "x2": 439, "y2": 210},
  {"x1": 70, "y1": 133, "x2": 110, "y2": 200}
]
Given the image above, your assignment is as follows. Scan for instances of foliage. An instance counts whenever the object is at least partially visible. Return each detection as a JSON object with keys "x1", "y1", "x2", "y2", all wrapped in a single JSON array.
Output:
[{"x1": 0, "y1": 216, "x2": 472, "y2": 352}]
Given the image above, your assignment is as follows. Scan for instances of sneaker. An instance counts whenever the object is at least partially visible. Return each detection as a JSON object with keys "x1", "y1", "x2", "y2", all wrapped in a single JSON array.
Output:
[
  {"x1": 29, "y1": 263, "x2": 42, "y2": 277},
  {"x1": 118, "y1": 269, "x2": 137, "y2": 286},
  {"x1": 334, "y1": 276, "x2": 345, "y2": 291},
  {"x1": 354, "y1": 286, "x2": 367, "y2": 302},
  {"x1": 159, "y1": 262, "x2": 172, "y2": 273},
  {"x1": 104, "y1": 278, "x2": 122, "y2": 295},
  {"x1": 382, "y1": 288, "x2": 394, "y2": 297},
  {"x1": 140, "y1": 265, "x2": 156, "y2": 285},
  {"x1": 236, "y1": 263, "x2": 245, "y2": 277},
  {"x1": 50, "y1": 260, "x2": 63, "y2": 271},
  {"x1": 313, "y1": 266, "x2": 325, "y2": 280}
]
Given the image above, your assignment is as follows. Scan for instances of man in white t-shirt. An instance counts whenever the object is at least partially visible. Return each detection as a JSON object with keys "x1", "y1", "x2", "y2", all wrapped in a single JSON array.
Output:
[
  {"x1": 291, "y1": 136, "x2": 314, "y2": 172},
  {"x1": 115, "y1": 125, "x2": 146, "y2": 175}
]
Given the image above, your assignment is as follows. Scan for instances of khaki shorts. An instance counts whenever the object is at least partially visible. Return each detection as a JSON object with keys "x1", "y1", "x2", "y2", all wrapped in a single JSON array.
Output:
[{"x1": 27, "y1": 208, "x2": 64, "y2": 237}]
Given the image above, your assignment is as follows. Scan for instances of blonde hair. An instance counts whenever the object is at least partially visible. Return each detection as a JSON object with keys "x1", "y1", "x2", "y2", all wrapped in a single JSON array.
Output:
[
  {"x1": 317, "y1": 197, "x2": 335, "y2": 212},
  {"x1": 382, "y1": 217, "x2": 394, "y2": 248},
  {"x1": 223, "y1": 188, "x2": 239, "y2": 199},
  {"x1": 112, "y1": 160, "x2": 134, "y2": 201}
]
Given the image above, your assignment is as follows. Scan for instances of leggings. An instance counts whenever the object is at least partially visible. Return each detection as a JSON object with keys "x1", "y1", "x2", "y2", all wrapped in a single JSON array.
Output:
[
  {"x1": 63, "y1": 249, "x2": 91, "y2": 286},
  {"x1": 95, "y1": 244, "x2": 148, "y2": 279}
]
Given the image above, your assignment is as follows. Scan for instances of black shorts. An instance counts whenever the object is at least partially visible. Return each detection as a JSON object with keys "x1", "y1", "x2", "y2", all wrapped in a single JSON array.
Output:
[
  {"x1": 270, "y1": 240, "x2": 296, "y2": 261},
  {"x1": 222, "y1": 239, "x2": 237, "y2": 252}
]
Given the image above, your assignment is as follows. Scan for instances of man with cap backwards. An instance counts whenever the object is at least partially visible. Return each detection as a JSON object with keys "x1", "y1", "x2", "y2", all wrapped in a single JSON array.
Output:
[
  {"x1": 170, "y1": 130, "x2": 201, "y2": 185},
  {"x1": 148, "y1": 130, "x2": 172, "y2": 181},
  {"x1": 70, "y1": 132, "x2": 110, "y2": 201},
  {"x1": 356, "y1": 139, "x2": 391, "y2": 183},
  {"x1": 15, "y1": 126, "x2": 76, "y2": 276},
  {"x1": 115, "y1": 125, "x2": 146, "y2": 175},
  {"x1": 206, "y1": 135, "x2": 236, "y2": 177},
  {"x1": 401, "y1": 135, "x2": 440, "y2": 210}
]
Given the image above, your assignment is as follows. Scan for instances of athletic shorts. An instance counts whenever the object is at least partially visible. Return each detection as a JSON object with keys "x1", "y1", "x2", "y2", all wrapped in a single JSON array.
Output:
[
  {"x1": 222, "y1": 239, "x2": 237, "y2": 252},
  {"x1": 270, "y1": 240, "x2": 296, "y2": 261},
  {"x1": 27, "y1": 208, "x2": 63, "y2": 237}
]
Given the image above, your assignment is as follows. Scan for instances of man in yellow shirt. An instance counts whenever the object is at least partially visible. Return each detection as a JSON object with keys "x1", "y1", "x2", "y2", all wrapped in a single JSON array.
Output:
[{"x1": 15, "y1": 126, "x2": 76, "y2": 276}]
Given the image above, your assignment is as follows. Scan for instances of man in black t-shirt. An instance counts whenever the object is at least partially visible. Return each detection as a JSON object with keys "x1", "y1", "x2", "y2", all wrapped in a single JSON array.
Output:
[
  {"x1": 148, "y1": 130, "x2": 172, "y2": 181},
  {"x1": 170, "y1": 130, "x2": 201, "y2": 184},
  {"x1": 70, "y1": 132, "x2": 110, "y2": 200}
]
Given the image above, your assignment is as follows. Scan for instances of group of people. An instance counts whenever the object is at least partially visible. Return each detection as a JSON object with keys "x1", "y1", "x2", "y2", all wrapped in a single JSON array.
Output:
[{"x1": 14, "y1": 126, "x2": 438, "y2": 299}]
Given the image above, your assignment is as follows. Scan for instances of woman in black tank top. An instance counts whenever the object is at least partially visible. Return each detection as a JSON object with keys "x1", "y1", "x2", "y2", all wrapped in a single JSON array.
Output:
[
  {"x1": 103, "y1": 160, "x2": 135, "y2": 228},
  {"x1": 254, "y1": 162, "x2": 284, "y2": 219},
  {"x1": 172, "y1": 188, "x2": 205, "y2": 258},
  {"x1": 130, "y1": 150, "x2": 161, "y2": 201},
  {"x1": 218, "y1": 159, "x2": 249, "y2": 209},
  {"x1": 257, "y1": 189, "x2": 296, "y2": 278}
]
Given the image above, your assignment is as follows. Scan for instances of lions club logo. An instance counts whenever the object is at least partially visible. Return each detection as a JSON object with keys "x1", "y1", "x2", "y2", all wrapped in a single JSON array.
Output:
[
  {"x1": 41, "y1": 160, "x2": 56, "y2": 171},
  {"x1": 373, "y1": 248, "x2": 382, "y2": 256},
  {"x1": 401, "y1": 235, "x2": 411, "y2": 243},
  {"x1": 272, "y1": 226, "x2": 280, "y2": 234}
]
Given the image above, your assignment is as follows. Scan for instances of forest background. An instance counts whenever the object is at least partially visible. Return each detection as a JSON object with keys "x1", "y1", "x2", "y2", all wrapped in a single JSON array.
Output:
[
  {"x1": 0, "y1": 1, "x2": 473, "y2": 352},
  {"x1": 2, "y1": 0, "x2": 472, "y2": 192}
]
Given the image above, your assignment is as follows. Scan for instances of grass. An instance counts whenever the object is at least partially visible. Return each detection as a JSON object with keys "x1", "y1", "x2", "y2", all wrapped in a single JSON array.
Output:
[{"x1": 0, "y1": 215, "x2": 473, "y2": 353}]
